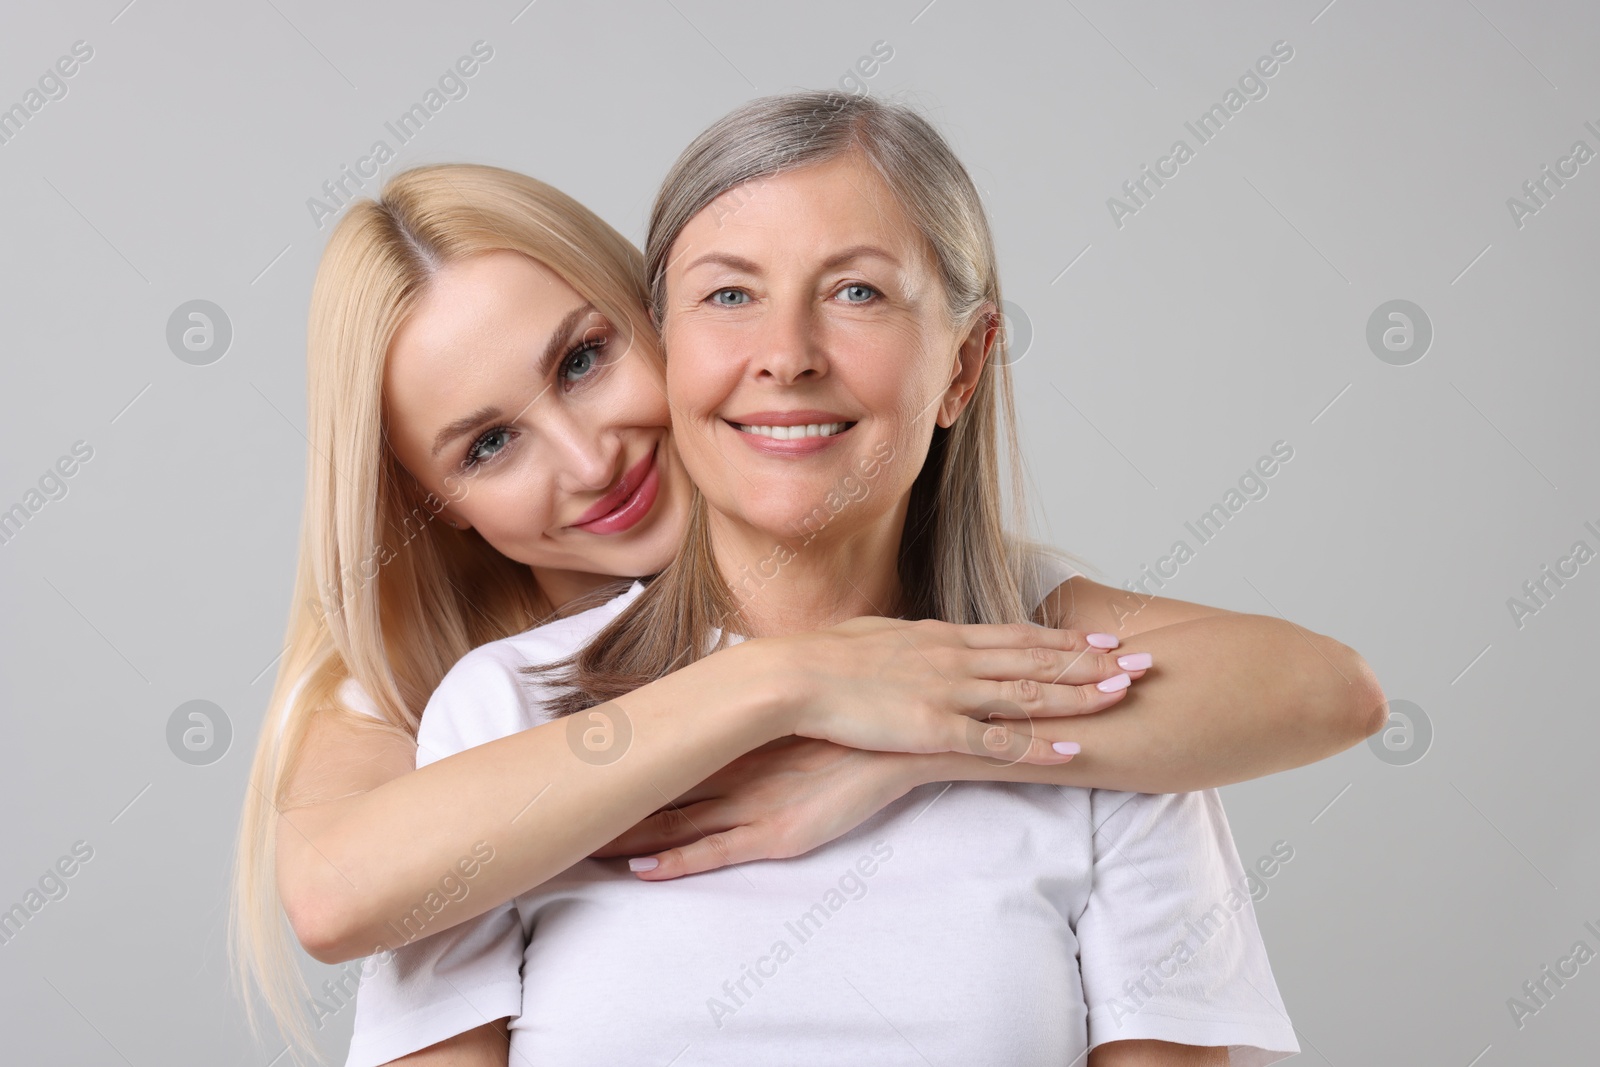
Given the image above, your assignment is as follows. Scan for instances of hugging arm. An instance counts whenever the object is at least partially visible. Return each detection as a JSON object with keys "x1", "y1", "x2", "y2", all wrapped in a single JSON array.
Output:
[
  {"x1": 276, "y1": 612, "x2": 1103, "y2": 964},
  {"x1": 611, "y1": 574, "x2": 1384, "y2": 878},
  {"x1": 922, "y1": 573, "x2": 1387, "y2": 793},
  {"x1": 275, "y1": 643, "x2": 784, "y2": 965}
]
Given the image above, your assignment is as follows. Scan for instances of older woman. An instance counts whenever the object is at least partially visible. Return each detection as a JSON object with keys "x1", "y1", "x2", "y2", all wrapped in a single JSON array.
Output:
[{"x1": 347, "y1": 92, "x2": 1339, "y2": 1066}]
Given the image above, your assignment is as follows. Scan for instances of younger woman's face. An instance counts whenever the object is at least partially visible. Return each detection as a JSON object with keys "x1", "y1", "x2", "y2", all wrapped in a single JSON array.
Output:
[
  {"x1": 383, "y1": 250, "x2": 690, "y2": 606},
  {"x1": 660, "y1": 151, "x2": 990, "y2": 553}
]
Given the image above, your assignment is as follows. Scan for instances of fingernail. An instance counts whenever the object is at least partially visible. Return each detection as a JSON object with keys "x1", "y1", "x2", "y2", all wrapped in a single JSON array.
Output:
[
  {"x1": 1117, "y1": 652, "x2": 1152, "y2": 671},
  {"x1": 628, "y1": 857, "x2": 659, "y2": 872},
  {"x1": 1096, "y1": 673, "x2": 1131, "y2": 693},
  {"x1": 1052, "y1": 741, "x2": 1081, "y2": 755},
  {"x1": 1086, "y1": 633, "x2": 1119, "y2": 649}
]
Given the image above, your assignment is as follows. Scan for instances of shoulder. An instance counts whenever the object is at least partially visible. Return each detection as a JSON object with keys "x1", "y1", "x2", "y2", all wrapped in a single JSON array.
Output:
[
  {"x1": 451, "y1": 580, "x2": 645, "y2": 683},
  {"x1": 275, "y1": 669, "x2": 385, "y2": 745},
  {"x1": 416, "y1": 582, "x2": 645, "y2": 766},
  {"x1": 335, "y1": 677, "x2": 384, "y2": 721},
  {"x1": 1018, "y1": 541, "x2": 1087, "y2": 617}
]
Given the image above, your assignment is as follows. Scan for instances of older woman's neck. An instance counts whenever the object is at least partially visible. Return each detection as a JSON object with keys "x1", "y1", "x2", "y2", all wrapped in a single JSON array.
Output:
[{"x1": 711, "y1": 514, "x2": 907, "y2": 638}]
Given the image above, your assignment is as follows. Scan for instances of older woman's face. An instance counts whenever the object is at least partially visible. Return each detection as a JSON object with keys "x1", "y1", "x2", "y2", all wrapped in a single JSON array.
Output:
[{"x1": 661, "y1": 151, "x2": 991, "y2": 547}]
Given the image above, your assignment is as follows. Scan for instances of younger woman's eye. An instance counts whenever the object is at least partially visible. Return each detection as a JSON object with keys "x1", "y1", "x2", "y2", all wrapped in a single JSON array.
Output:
[
  {"x1": 465, "y1": 427, "x2": 513, "y2": 467},
  {"x1": 837, "y1": 283, "x2": 878, "y2": 304},
  {"x1": 710, "y1": 288, "x2": 750, "y2": 307},
  {"x1": 561, "y1": 339, "x2": 605, "y2": 383}
]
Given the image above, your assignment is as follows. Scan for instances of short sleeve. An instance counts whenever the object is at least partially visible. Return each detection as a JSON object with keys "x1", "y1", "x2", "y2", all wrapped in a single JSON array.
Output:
[
  {"x1": 272, "y1": 675, "x2": 385, "y2": 744},
  {"x1": 343, "y1": 649, "x2": 541, "y2": 1063},
  {"x1": 413, "y1": 645, "x2": 542, "y2": 768},
  {"x1": 343, "y1": 906, "x2": 523, "y2": 1067},
  {"x1": 1076, "y1": 789, "x2": 1299, "y2": 1065}
]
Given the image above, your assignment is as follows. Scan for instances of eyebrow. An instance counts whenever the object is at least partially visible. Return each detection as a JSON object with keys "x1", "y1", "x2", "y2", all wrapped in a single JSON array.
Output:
[
  {"x1": 679, "y1": 244, "x2": 903, "y2": 276},
  {"x1": 428, "y1": 302, "x2": 597, "y2": 458}
]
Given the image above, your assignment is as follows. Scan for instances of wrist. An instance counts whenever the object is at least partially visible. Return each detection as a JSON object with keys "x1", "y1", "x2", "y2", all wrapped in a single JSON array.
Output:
[
  {"x1": 729, "y1": 636, "x2": 804, "y2": 742},
  {"x1": 889, "y1": 750, "x2": 950, "y2": 792}
]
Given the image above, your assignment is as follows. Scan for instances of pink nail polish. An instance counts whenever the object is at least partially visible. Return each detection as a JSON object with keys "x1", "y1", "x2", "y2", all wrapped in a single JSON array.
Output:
[
  {"x1": 1052, "y1": 741, "x2": 1081, "y2": 755},
  {"x1": 1117, "y1": 652, "x2": 1152, "y2": 671},
  {"x1": 1086, "y1": 633, "x2": 1119, "y2": 649},
  {"x1": 1097, "y1": 673, "x2": 1131, "y2": 693},
  {"x1": 629, "y1": 857, "x2": 659, "y2": 872}
]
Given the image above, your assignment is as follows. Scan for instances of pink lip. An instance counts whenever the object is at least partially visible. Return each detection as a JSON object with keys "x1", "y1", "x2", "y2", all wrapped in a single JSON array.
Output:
[
  {"x1": 570, "y1": 449, "x2": 661, "y2": 535},
  {"x1": 725, "y1": 410, "x2": 857, "y2": 458}
]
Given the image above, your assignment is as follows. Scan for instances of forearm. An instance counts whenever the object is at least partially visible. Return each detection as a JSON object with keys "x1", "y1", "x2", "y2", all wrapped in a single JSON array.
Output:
[
  {"x1": 279, "y1": 642, "x2": 790, "y2": 963},
  {"x1": 908, "y1": 613, "x2": 1385, "y2": 793}
]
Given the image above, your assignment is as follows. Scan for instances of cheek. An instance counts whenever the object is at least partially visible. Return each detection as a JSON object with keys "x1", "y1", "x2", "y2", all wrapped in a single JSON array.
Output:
[
  {"x1": 841, "y1": 322, "x2": 947, "y2": 413},
  {"x1": 663, "y1": 320, "x2": 738, "y2": 409},
  {"x1": 462, "y1": 471, "x2": 556, "y2": 543},
  {"x1": 596, "y1": 351, "x2": 669, "y2": 428}
]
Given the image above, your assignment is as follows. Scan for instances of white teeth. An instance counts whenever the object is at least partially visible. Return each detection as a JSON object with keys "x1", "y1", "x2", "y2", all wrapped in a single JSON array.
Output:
[{"x1": 735, "y1": 421, "x2": 849, "y2": 440}]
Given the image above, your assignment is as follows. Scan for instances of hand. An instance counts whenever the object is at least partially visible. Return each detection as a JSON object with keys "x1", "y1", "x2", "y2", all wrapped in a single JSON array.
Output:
[
  {"x1": 763, "y1": 617, "x2": 1149, "y2": 767},
  {"x1": 591, "y1": 736, "x2": 936, "y2": 879}
]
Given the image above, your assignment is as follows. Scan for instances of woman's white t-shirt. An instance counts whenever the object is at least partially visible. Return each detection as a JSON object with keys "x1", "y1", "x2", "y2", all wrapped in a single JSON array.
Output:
[{"x1": 345, "y1": 559, "x2": 1299, "y2": 1066}]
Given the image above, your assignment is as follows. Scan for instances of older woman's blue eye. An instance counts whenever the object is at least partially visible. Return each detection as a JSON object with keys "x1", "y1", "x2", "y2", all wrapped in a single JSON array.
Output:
[
  {"x1": 839, "y1": 284, "x2": 877, "y2": 303},
  {"x1": 710, "y1": 289, "x2": 750, "y2": 306}
]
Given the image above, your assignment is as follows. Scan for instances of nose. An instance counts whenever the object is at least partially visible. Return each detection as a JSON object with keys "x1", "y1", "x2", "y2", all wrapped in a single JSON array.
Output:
[
  {"x1": 752, "y1": 294, "x2": 827, "y2": 385},
  {"x1": 543, "y1": 409, "x2": 618, "y2": 495}
]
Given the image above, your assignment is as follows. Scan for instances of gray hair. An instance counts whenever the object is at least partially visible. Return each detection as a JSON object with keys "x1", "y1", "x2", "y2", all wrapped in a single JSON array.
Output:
[
  {"x1": 636, "y1": 90, "x2": 1035, "y2": 630},
  {"x1": 645, "y1": 90, "x2": 1000, "y2": 335},
  {"x1": 534, "y1": 92, "x2": 1082, "y2": 723}
]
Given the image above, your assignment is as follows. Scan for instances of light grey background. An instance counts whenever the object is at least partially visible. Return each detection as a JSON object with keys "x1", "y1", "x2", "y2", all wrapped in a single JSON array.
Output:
[{"x1": 1, "y1": 1, "x2": 1595, "y2": 1063}]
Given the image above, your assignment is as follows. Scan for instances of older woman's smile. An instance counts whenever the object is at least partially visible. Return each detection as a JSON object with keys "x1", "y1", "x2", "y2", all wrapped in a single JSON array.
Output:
[{"x1": 727, "y1": 410, "x2": 858, "y2": 455}]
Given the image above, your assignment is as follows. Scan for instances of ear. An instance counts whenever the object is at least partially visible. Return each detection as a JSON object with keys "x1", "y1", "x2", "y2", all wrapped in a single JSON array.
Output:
[{"x1": 936, "y1": 303, "x2": 998, "y2": 429}]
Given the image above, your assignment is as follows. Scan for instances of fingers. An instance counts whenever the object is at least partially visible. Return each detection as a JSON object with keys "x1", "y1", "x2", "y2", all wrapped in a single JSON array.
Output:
[
  {"x1": 964, "y1": 673, "x2": 1135, "y2": 719},
  {"x1": 947, "y1": 620, "x2": 1120, "y2": 652},
  {"x1": 597, "y1": 801, "x2": 727, "y2": 859},
  {"x1": 953, "y1": 716, "x2": 1081, "y2": 767},
  {"x1": 966, "y1": 646, "x2": 1147, "y2": 687},
  {"x1": 630, "y1": 824, "x2": 761, "y2": 881}
]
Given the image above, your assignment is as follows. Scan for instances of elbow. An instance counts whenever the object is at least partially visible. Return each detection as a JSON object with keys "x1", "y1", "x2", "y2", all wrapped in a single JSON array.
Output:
[
  {"x1": 1327, "y1": 640, "x2": 1388, "y2": 749},
  {"x1": 1355, "y1": 664, "x2": 1390, "y2": 743},
  {"x1": 283, "y1": 894, "x2": 347, "y2": 965},
  {"x1": 281, "y1": 880, "x2": 370, "y2": 965},
  {"x1": 1278, "y1": 621, "x2": 1387, "y2": 756}
]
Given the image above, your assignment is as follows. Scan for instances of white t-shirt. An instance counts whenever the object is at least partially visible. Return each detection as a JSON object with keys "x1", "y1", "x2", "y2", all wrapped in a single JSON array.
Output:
[{"x1": 346, "y1": 557, "x2": 1298, "y2": 1066}]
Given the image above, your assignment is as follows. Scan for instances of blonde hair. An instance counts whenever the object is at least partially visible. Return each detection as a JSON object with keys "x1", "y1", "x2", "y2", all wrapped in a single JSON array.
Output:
[
  {"x1": 228, "y1": 163, "x2": 653, "y2": 1056},
  {"x1": 543, "y1": 90, "x2": 1058, "y2": 715}
]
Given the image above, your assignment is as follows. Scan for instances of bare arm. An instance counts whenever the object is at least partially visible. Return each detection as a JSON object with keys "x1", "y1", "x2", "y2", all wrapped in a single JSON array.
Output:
[
  {"x1": 278, "y1": 642, "x2": 786, "y2": 963},
  {"x1": 277, "y1": 621, "x2": 1099, "y2": 963},
  {"x1": 910, "y1": 576, "x2": 1386, "y2": 793},
  {"x1": 610, "y1": 577, "x2": 1384, "y2": 878},
  {"x1": 1090, "y1": 1040, "x2": 1228, "y2": 1066}
]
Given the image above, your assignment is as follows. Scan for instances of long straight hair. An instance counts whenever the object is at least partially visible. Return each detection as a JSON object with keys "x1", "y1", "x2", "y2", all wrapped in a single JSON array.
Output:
[
  {"x1": 228, "y1": 163, "x2": 655, "y2": 1056},
  {"x1": 542, "y1": 91, "x2": 1061, "y2": 717}
]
